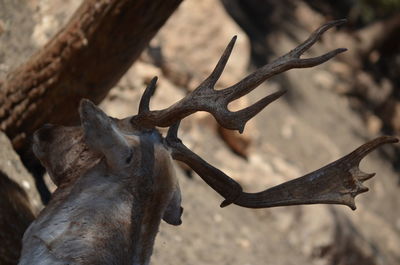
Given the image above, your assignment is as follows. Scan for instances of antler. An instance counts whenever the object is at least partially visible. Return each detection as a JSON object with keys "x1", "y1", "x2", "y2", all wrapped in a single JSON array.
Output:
[
  {"x1": 134, "y1": 19, "x2": 398, "y2": 210},
  {"x1": 166, "y1": 126, "x2": 397, "y2": 210},
  {"x1": 131, "y1": 19, "x2": 347, "y2": 133}
]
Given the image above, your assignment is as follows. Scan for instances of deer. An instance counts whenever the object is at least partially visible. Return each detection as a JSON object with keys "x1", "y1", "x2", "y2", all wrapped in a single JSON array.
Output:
[{"x1": 19, "y1": 20, "x2": 398, "y2": 265}]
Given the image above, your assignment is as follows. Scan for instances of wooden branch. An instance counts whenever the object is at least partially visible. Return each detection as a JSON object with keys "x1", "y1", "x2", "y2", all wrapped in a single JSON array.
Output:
[{"x1": 0, "y1": 0, "x2": 182, "y2": 152}]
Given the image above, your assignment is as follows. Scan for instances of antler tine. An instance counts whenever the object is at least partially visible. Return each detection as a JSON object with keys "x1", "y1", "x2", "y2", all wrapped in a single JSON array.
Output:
[
  {"x1": 138, "y1": 76, "x2": 158, "y2": 115},
  {"x1": 166, "y1": 120, "x2": 180, "y2": 140},
  {"x1": 166, "y1": 135, "x2": 398, "y2": 210},
  {"x1": 286, "y1": 19, "x2": 347, "y2": 58},
  {"x1": 224, "y1": 19, "x2": 347, "y2": 102},
  {"x1": 198, "y1": 35, "x2": 237, "y2": 89},
  {"x1": 130, "y1": 20, "x2": 347, "y2": 132},
  {"x1": 215, "y1": 89, "x2": 287, "y2": 133},
  {"x1": 344, "y1": 135, "x2": 396, "y2": 165}
]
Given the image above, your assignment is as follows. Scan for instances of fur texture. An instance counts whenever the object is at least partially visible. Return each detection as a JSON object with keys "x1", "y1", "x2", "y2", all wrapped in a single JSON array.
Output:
[{"x1": 19, "y1": 100, "x2": 182, "y2": 265}]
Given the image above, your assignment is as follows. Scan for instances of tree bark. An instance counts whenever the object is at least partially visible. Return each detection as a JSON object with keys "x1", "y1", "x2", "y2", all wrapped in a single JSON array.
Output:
[{"x1": 0, "y1": 0, "x2": 182, "y2": 152}]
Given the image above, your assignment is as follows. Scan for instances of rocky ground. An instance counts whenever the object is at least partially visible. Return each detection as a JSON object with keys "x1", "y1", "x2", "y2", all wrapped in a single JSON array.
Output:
[{"x1": 1, "y1": 0, "x2": 399, "y2": 264}]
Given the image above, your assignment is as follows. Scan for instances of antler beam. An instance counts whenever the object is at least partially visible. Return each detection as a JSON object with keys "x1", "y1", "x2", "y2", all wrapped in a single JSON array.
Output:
[
  {"x1": 166, "y1": 124, "x2": 398, "y2": 209},
  {"x1": 131, "y1": 19, "x2": 347, "y2": 133}
]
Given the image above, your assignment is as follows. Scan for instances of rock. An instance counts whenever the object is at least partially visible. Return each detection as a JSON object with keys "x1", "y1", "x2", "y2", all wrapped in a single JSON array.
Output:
[
  {"x1": 366, "y1": 113, "x2": 383, "y2": 134},
  {"x1": 388, "y1": 102, "x2": 400, "y2": 133},
  {"x1": 31, "y1": 0, "x2": 82, "y2": 46},
  {"x1": 0, "y1": 132, "x2": 42, "y2": 212},
  {"x1": 0, "y1": 171, "x2": 35, "y2": 265},
  {"x1": 0, "y1": 19, "x2": 4, "y2": 36},
  {"x1": 0, "y1": 0, "x2": 37, "y2": 79},
  {"x1": 153, "y1": 0, "x2": 250, "y2": 91},
  {"x1": 0, "y1": 172, "x2": 34, "y2": 265},
  {"x1": 0, "y1": 131, "x2": 42, "y2": 264}
]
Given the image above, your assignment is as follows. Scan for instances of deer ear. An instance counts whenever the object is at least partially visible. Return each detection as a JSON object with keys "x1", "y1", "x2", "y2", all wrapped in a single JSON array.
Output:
[
  {"x1": 79, "y1": 99, "x2": 132, "y2": 169},
  {"x1": 162, "y1": 185, "x2": 183, "y2": 226}
]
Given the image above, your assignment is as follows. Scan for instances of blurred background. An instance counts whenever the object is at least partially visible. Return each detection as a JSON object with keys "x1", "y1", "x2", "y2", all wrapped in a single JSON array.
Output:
[{"x1": 0, "y1": 0, "x2": 400, "y2": 264}]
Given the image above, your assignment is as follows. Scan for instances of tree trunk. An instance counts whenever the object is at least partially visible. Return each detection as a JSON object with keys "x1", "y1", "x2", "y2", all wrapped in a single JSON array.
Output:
[{"x1": 0, "y1": 0, "x2": 182, "y2": 153}]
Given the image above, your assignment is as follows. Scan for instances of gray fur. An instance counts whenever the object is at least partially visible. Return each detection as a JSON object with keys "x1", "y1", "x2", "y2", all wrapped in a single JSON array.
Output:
[{"x1": 20, "y1": 100, "x2": 182, "y2": 265}]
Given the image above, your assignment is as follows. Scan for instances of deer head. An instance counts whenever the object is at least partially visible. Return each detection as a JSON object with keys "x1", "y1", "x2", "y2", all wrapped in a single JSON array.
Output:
[{"x1": 20, "y1": 20, "x2": 397, "y2": 265}]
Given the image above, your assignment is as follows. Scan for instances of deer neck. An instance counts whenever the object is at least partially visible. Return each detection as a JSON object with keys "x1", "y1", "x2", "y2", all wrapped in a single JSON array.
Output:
[
  {"x1": 131, "y1": 143, "x2": 178, "y2": 265},
  {"x1": 130, "y1": 189, "x2": 166, "y2": 265}
]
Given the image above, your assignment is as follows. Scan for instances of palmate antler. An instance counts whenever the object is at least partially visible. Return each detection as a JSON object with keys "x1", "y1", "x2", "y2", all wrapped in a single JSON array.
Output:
[
  {"x1": 166, "y1": 129, "x2": 397, "y2": 210},
  {"x1": 131, "y1": 19, "x2": 398, "y2": 210}
]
